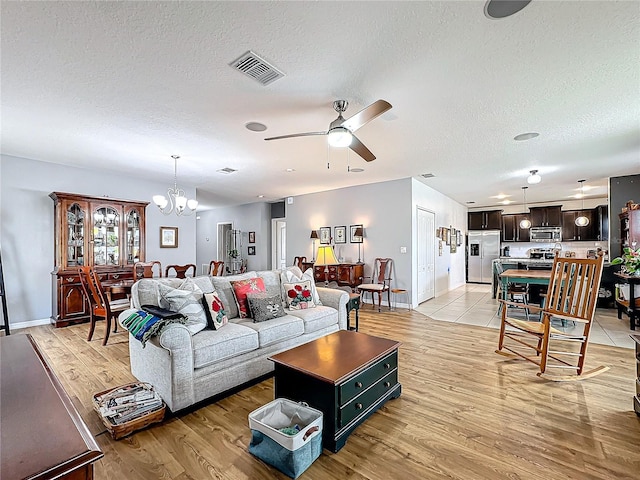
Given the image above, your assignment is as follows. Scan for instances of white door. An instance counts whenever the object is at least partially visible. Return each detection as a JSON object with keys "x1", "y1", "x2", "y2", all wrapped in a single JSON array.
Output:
[
  {"x1": 272, "y1": 219, "x2": 287, "y2": 270},
  {"x1": 417, "y1": 207, "x2": 435, "y2": 303}
]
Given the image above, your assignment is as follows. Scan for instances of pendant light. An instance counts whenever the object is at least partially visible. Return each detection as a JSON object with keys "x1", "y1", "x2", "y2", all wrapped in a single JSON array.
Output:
[
  {"x1": 519, "y1": 186, "x2": 531, "y2": 229},
  {"x1": 575, "y1": 180, "x2": 590, "y2": 227},
  {"x1": 527, "y1": 169, "x2": 541, "y2": 185}
]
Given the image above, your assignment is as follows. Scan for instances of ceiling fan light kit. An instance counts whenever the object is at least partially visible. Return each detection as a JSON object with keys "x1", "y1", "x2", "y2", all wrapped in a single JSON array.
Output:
[{"x1": 265, "y1": 99, "x2": 392, "y2": 162}]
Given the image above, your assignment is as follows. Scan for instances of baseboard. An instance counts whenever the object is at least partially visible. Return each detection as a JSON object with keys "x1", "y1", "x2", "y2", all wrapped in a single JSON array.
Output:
[{"x1": 9, "y1": 318, "x2": 51, "y2": 330}]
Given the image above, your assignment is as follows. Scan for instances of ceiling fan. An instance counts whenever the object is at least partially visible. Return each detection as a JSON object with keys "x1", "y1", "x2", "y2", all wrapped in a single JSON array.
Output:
[{"x1": 264, "y1": 99, "x2": 392, "y2": 162}]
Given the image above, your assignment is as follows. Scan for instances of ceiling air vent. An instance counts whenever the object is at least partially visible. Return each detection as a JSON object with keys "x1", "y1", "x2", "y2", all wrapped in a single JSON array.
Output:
[
  {"x1": 217, "y1": 167, "x2": 237, "y2": 175},
  {"x1": 421, "y1": 173, "x2": 435, "y2": 178},
  {"x1": 229, "y1": 51, "x2": 285, "y2": 86}
]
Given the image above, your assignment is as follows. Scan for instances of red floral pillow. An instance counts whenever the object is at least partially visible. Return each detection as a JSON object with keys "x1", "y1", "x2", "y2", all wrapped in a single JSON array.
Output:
[
  {"x1": 283, "y1": 281, "x2": 316, "y2": 310},
  {"x1": 231, "y1": 277, "x2": 266, "y2": 318},
  {"x1": 201, "y1": 292, "x2": 228, "y2": 330}
]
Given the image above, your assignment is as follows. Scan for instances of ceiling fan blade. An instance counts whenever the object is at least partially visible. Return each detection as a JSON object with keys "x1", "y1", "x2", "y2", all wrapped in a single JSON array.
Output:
[
  {"x1": 341, "y1": 99, "x2": 392, "y2": 132},
  {"x1": 349, "y1": 135, "x2": 376, "y2": 162},
  {"x1": 264, "y1": 132, "x2": 327, "y2": 141}
]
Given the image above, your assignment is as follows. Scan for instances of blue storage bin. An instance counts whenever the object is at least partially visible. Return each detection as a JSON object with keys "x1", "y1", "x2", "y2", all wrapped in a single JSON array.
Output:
[{"x1": 248, "y1": 398, "x2": 323, "y2": 479}]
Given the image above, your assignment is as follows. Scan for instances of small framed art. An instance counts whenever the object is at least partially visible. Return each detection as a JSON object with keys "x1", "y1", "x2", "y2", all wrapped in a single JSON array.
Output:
[
  {"x1": 334, "y1": 226, "x2": 346, "y2": 244},
  {"x1": 160, "y1": 226, "x2": 178, "y2": 248},
  {"x1": 319, "y1": 227, "x2": 331, "y2": 244},
  {"x1": 248, "y1": 231, "x2": 255, "y2": 244},
  {"x1": 248, "y1": 246, "x2": 256, "y2": 255}
]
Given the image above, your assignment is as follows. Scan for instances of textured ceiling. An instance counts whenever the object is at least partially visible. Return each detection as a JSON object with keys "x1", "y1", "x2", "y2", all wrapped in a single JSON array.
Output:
[{"x1": 1, "y1": 1, "x2": 639, "y2": 210}]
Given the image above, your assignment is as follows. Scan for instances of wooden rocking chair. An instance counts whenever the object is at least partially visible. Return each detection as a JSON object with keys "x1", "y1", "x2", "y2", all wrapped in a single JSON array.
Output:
[{"x1": 496, "y1": 252, "x2": 607, "y2": 381}]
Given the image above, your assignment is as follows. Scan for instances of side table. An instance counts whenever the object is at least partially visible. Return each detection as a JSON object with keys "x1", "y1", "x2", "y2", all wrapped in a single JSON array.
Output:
[
  {"x1": 615, "y1": 272, "x2": 640, "y2": 330},
  {"x1": 346, "y1": 293, "x2": 361, "y2": 331}
]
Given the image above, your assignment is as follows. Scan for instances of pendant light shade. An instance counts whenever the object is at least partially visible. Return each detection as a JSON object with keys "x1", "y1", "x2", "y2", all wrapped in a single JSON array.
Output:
[
  {"x1": 575, "y1": 180, "x2": 590, "y2": 227},
  {"x1": 519, "y1": 186, "x2": 531, "y2": 229},
  {"x1": 527, "y1": 169, "x2": 541, "y2": 185}
]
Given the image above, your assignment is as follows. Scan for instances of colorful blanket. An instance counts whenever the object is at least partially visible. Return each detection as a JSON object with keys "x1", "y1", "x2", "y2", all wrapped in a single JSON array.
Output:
[{"x1": 120, "y1": 310, "x2": 186, "y2": 347}]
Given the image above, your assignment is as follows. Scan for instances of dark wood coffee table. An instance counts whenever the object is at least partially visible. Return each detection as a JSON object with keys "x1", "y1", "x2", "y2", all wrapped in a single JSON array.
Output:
[{"x1": 269, "y1": 330, "x2": 401, "y2": 452}]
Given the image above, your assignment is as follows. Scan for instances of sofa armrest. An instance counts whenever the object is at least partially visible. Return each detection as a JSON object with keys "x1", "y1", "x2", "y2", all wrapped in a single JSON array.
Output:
[{"x1": 316, "y1": 287, "x2": 349, "y2": 330}]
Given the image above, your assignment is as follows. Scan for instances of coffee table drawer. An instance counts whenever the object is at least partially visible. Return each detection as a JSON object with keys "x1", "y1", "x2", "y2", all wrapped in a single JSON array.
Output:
[
  {"x1": 339, "y1": 370, "x2": 398, "y2": 427},
  {"x1": 340, "y1": 351, "x2": 397, "y2": 405}
]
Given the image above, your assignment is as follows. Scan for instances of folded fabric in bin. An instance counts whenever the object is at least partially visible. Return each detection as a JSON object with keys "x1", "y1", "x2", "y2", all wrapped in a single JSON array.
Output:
[{"x1": 248, "y1": 398, "x2": 323, "y2": 479}]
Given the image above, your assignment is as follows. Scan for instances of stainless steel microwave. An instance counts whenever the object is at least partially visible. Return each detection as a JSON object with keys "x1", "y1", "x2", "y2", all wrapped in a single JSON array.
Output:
[{"x1": 530, "y1": 226, "x2": 562, "y2": 242}]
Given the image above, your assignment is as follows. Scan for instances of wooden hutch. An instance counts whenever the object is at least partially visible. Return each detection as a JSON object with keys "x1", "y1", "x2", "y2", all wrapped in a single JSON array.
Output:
[{"x1": 50, "y1": 192, "x2": 148, "y2": 327}]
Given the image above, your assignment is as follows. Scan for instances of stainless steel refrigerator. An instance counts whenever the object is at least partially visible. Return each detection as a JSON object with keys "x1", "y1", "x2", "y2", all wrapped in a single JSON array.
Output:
[{"x1": 467, "y1": 230, "x2": 501, "y2": 283}]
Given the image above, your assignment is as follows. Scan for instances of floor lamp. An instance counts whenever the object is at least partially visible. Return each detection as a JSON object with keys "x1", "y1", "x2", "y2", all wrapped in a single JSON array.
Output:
[
  {"x1": 310, "y1": 230, "x2": 319, "y2": 262},
  {"x1": 315, "y1": 245, "x2": 339, "y2": 286}
]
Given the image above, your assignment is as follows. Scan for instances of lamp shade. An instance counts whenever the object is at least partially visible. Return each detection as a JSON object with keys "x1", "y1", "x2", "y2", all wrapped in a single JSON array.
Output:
[
  {"x1": 315, "y1": 246, "x2": 339, "y2": 266},
  {"x1": 310, "y1": 230, "x2": 319, "y2": 239}
]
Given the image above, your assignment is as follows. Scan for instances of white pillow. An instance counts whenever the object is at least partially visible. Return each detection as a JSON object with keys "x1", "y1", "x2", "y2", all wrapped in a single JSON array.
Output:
[
  {"x1": 283, "y1": 267, "x2": 322, "y2": 306},
  {"x1": 157, "y1": 283, "x2": 207, "y2": 335}
]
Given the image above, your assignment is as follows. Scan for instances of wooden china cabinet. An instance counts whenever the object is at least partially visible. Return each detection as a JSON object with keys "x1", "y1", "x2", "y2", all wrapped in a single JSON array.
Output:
[{"x1": 50, "y1": 192, "x2": 149, "y2": 327}]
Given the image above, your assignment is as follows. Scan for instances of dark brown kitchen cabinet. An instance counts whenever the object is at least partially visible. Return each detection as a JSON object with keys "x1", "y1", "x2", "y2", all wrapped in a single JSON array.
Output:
[
  {"x1": 469, "y1": 210, "x2": 502, "y2": 230},
  {"x1": 529, "y1": 206, "x2": 562, "y2": 227},
  {"x1": 562, "y1": 210, "x2": 595, "y2": 241},
  {"x1": 595, "y1": 205, "x2": 609, "y2": 241},
  {"x1": 501, "y1": 214, "x2": 530, "y2": 242},
  {"x1": 50, "y1": 192, "x2": 148, "y2": 327}
]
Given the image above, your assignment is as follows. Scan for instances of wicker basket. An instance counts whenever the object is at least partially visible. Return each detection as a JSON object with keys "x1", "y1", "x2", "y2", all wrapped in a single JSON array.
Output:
[{"x1": 92, "y1": 382, "x2": 166, "y2": 440}]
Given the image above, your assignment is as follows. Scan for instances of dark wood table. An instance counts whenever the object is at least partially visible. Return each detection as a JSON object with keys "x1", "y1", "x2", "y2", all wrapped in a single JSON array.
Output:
[
  {"x1": 1, "y1": 334, "x2": 103, "y2": 479},
  {"x1": 269, "y1": 330, "x2": 401, "y2": 452},
  {"x1": 346, "y1": 293, "x2": 361, "y2": 331},
  {"x1": 615, "y1": 272, "x2": 640, "y2": 330}
]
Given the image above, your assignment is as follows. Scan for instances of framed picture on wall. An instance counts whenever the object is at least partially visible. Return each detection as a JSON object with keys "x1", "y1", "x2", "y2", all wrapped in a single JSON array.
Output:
[
  {"x1": 457, "y1": 229, "x2": 462, "y2": 246},
  {"x1": 334, "y1": 226, "x2": 346, "y2": 244},
  {"x1": 350, "y1": 224, "x2": 363, "y2": 243},
  {"x1": 319, "y1": 226, "x2": 331, "y2": 244},
  {"x1": 248, "y1": 246, "x2": 256, "y2": 255},
  {"x1": 450, "y1": 231, "x2": 457, "y2": 253},
  {"x1": 160, "y1": 226, "x2": 178, "y2": 248},
  {"x1": 248, "y1": 231, "x2": 255, "y2": 244},
  {"x1": 444, "y1": 228, "x2": 450, "y2": 245}
]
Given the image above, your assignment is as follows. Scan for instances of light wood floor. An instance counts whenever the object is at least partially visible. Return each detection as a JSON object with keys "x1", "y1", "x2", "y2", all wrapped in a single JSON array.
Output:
[{"x1": 19, "y1": 307, "x2": 640, "y2": 480}]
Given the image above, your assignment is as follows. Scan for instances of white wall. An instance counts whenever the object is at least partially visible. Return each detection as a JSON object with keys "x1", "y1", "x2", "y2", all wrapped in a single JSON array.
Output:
[
  {"x1": 0, "y1": 154, "x2": 197, "y2": 326},
  {"x1": 411, "y1": 178, "x2": 468, "y2": 298},
  {"x1": 196, "y1": 202, "x2": 271, "y2": 273}
]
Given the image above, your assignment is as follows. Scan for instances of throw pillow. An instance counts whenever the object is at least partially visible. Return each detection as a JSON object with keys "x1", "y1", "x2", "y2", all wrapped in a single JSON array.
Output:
[
  {"x1": 201, "y1": 292, "x2": 229, "y2": 330},
  {"x1": 283, "y1": 281, "x2": 316, "y2": 310},
  {"x1": 157, "y1": 283, "x2": 207, "y2": 335},
  {"x1": 283, "y1": 267, "x2": 322, "y2": 306},
  {"x1": 247, "y1": 293, "x2": 286, "y2": 322},
  {"x1": 210, "y1": 272, "x2": 258, "y2": 319},
  {"x1": 231, "y1": 277, "x2": 267, "y2": 318}
]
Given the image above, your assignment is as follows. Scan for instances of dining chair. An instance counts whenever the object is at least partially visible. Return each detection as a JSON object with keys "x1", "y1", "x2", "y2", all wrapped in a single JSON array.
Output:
[
  {"x1": 358, "y1": 258, "x2": 393, "y2": 312},
  {"x1": 133, "y1": 260, "x2": 162, "y2": 279},
  {"x1": 496, "y1": 252, "x2": 606, "y2": 380},
  {"x1": 165, "y1": 264, "x2": 197, "y2": 279},
  {"x1": 494, "y1": 262, "x2": 530, "y2": 320},
  {"x1": 78, "y1": 266, "x2": 130, "y2": 345},
  {"x1": 209, "y1": 260, "x2": 224, "y2": 276},
  {"x1": 293, "y1": 256, "x2": 307, "y2": 271}
]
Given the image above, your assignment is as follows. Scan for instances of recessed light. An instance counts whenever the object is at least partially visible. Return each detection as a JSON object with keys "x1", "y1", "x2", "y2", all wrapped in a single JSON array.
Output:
[
  {"x1": 245, "y1": 122, "x2": 267, "y2": 132},
  {"x1": 257, "y1": 194, "x2": 264, "y2": 198},
  {"x1": 514, "y1": 132, "x2": 540, "y2": 141},
  {"x1": 501, "y1": 200, "x2": 513, "y2": 205},
  {"x1": 350, "y1": 168, "x2": 364, "y2": 173},
  {"x1": 286, "y1": 168, "x2": 295, "y2": 172},
  {"x1": 485, "y1": 0, "x2": 532, "y2": 20},
  {"x1": 492, "y1": 194, "x2": 511, "y2": 200}
]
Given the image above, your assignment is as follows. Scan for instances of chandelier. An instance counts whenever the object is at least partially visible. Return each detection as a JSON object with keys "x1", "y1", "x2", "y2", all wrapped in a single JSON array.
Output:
[{"x1": 152, "y1": 155, "x2": 198, "y2": 216}]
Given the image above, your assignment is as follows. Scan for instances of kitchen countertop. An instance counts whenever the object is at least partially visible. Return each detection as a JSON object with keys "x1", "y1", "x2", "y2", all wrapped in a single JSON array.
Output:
[{"x1": 496, "y1": 257, "x2": 554, "y2": 263}]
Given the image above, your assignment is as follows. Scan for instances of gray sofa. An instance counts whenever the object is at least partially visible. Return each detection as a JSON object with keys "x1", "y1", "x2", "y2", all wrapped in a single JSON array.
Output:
[{"x1": 121, "y1": 269, "x2": 348, "y2": 412}]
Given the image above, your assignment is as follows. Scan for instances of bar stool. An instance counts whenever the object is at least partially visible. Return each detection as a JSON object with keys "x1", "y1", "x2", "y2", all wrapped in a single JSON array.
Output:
[{"x1": 391, "y1": 288, "x2": 410, "y2": 310}]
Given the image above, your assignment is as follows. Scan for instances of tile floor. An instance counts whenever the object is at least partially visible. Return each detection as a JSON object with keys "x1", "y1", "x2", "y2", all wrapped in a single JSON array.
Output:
[{"x1": 414, "y1": 283, "x2": 636, "y2": 349}]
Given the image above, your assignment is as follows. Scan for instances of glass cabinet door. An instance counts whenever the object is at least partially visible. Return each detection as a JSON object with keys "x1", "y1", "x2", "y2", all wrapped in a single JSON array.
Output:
[
  {"x1": 93, "y1": 206, "x2": 120, "y2": 266},
  {"x1": 66, "y1": 203, "x2": 86, "y2": 268},
  {"x1": 125, "y1": 209, "x2": 141, "y2": 264}
]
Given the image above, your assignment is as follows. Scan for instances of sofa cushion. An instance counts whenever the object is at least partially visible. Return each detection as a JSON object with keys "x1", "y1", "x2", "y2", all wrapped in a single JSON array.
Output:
[
  {"x1": 231, "y1": 277, "x2": 266, "y2": 318},
  {"x1": 256, "y1": 270, "x2": 284, "y2": 303},
  {"x1": 283, "y1": 280, "x2": 315, "y2": 310},
  {"x1": 157, "y1": 283, "x2": 207, "y2": 335},
  {"x1": 134, "y1": 278, "x2": 182, "y2": 307},
  {"x1": 210, "y1": 271, "x2": 257, "y2": 319},
  {"x1": 192, "y1": 323, "x2": 259, "y2": 369},
  {"x1": 191, "y1": 276, "x2": 215, "y2": 294},
  {"x1": 234, "y1": 314, "x2": 304, "y2": 347},
  {"x1": 247, "y1": 293, "x2": 286, "y2": 322},
  {"x1": 201, "y1": 292, "x2": 229, "y2": 330},
  {"x1": 283, "y1": 267, "x2": 323, "y2": 306},
  {"x1": 287, "y1": 305, "x2": 339, "y2": 333}
]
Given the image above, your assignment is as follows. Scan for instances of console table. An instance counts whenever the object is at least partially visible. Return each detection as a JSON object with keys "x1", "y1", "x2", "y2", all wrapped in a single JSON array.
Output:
[{"x1": 1, "y1": 334, "x2": 103, "y2": 479}]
